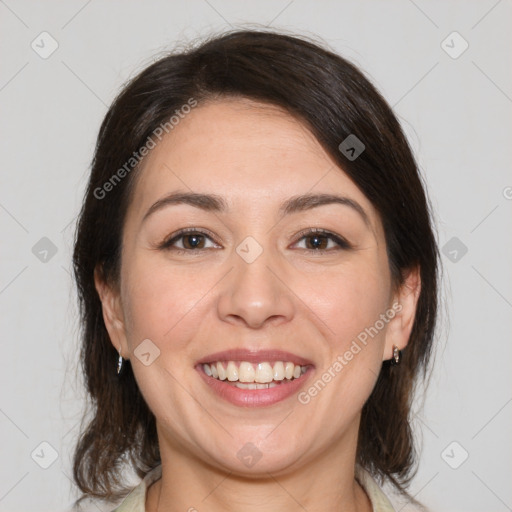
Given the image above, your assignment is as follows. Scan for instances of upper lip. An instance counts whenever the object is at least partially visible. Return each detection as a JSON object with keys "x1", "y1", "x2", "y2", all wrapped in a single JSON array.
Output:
[{"x1": 196, "y1": 349, "x2": 314, "y2": 367}]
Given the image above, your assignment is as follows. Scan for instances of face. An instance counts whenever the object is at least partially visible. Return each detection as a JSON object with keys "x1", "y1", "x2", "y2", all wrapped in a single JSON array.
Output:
[{"x1": 97, "y1": 98, "x2": 419, "y2": 476}]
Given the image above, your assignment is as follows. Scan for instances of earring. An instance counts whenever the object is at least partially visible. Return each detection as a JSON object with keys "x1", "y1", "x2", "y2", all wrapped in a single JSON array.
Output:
[
  {"x1": 390, "y1": 345, "x2": 401, "y2": 366},
  {"x1": 117, "y1": 348, "x2": 124, "y2": 375}
]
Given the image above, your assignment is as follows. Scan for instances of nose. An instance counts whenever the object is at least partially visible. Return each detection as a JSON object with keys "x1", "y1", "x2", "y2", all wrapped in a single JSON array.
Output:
[{"x1": 216, "y1": 246, "x2": 295, "y2": 329}]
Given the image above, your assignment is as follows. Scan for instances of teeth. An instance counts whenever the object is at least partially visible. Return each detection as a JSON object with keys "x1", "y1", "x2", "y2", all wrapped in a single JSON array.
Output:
[
  {"x1": 226, "y1": 361, "x2": 238, "y2": 382},
  {"x1": 273, "y1": 361, "x2": 285, "y2": 381},
  {"x1": 229, "y1": 381, "x2": 279, "y2": 390},
  {"x1": 239, "y1": 361, "x2": 256, "y2": 382},
  {"x1": 216, "y1": 362, "x2": 227, "y2": 381},
  {"x1": 255, "y1": 362, "x2": 273, "y2": 383},
  {"x1": 202, "y1": 360, "x2": 308, "y2": 383}
]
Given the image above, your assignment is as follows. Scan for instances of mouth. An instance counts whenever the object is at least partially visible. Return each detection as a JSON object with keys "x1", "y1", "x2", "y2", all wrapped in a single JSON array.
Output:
[
  {"x1": 201, "y1": 360, "x2": 308, "y2": 388},
  {"x1": 196, "y1": 349, "x2": 314, "y2": 407}
]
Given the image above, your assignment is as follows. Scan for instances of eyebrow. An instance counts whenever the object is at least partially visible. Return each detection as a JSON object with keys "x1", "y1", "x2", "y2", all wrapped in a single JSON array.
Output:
[{"x1": 142, "y1": 191, "x2": 370, "y2": 226}]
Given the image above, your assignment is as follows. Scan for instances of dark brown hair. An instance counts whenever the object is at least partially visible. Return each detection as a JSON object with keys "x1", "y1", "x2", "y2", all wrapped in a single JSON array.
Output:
[{"x1": 72, "y1": 29, "x2": 438, "y2": 506}]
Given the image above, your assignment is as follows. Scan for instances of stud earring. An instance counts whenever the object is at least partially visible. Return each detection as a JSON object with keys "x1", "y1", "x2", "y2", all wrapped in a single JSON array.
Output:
[{"x1": 390, "y1": 345, "x2": 401, "y2": 366}]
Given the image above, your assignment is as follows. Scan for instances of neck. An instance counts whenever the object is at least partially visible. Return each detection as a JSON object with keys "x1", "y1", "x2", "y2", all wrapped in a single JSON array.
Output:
[{"x1": 146, "y1": 423, "x2": 373, "y2": 512}]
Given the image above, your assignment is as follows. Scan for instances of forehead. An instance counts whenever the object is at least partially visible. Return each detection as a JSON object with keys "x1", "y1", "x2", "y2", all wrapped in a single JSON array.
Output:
[
  {"x1": 148, "y1": 98, "x2": 333, "y2": 174},
  {"x1": 127, "y1": 98, "x2": 380, "y2": 229}
]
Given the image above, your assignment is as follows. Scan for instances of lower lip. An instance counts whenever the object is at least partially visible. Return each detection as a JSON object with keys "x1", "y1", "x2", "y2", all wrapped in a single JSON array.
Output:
[{"x1": 196, "y1": 365, "x2": 313, "y2": 407}]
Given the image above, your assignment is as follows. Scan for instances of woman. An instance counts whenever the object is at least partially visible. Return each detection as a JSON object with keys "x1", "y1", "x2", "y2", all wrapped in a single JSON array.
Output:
[{"x1": 72, "y1": 30, "x2": 438, "y2": 512}]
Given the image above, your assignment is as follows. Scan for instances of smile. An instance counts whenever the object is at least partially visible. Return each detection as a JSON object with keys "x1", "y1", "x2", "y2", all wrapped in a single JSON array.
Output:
[
  {"x1": 197, "y1": 351, "x2": 313, "y2": 407},
  {"x1": 203, "y1": 360, "x2": 307, "y2": 388},
  {"x1": 203, "y1": 361, "x2": 306, "y2": 384}
]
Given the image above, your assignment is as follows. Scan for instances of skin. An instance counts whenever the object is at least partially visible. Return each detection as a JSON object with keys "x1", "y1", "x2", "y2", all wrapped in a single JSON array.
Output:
[{"x1": 96, "y1": 98, "x2": 420, "y2": 512}]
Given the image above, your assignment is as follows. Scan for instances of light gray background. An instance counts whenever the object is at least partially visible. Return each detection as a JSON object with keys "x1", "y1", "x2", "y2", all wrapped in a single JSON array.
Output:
[{"x1": 1, "y1": 1, "x2": 511, "y2": 511}]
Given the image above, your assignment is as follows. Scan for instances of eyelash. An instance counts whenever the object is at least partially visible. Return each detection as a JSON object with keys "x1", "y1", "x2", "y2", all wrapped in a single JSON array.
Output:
[{"x1": 158, "y1": 227, "x2": 352, "y2": 254}]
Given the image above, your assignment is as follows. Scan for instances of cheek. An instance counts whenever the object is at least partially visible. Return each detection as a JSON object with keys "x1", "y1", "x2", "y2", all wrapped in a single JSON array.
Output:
[
  {"x1": 323, "y1": 261, "x2": 391, "y2": 395},
  {"x1": 120, "y1": 256, "x2": 199, "y2": 351},
  {"x1": 119, "y1": 257, "x2": 205, "y2": 428},
  {"x1": 313, "y1": 259, "x2": 391, "y2": 346}
]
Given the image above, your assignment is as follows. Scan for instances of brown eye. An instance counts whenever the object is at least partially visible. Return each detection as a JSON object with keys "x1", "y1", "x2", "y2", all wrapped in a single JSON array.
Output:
[
  {"x1": 294, "y1": 229, "x2": 351, "y2": 252},
  {"x1": 159, "y1": 229, "x2": 219, "y2": 252},
  {"x1": 304, "y1": 234, "x2": 329, "y2": 250},
  {"x1": 181, "y1": 233, "x2": 206, "y2": 249}
]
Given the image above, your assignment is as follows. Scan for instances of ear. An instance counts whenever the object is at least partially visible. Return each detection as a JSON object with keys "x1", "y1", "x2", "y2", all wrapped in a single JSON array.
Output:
[
  {"x1": 383, "y1": 266, "x2": 421, "y2": 361},
  {"x1": 94, "y1": 265, "x2": 129, "y2": 359}
]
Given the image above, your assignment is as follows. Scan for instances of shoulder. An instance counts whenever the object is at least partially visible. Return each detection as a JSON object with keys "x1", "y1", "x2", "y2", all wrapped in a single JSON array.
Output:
[
  {"x1": 355, "y1": 465, "x2": 397, "y2": 512},
  {"x1": 110, "y1": 465, "x2": 162, "y2": 512}
]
